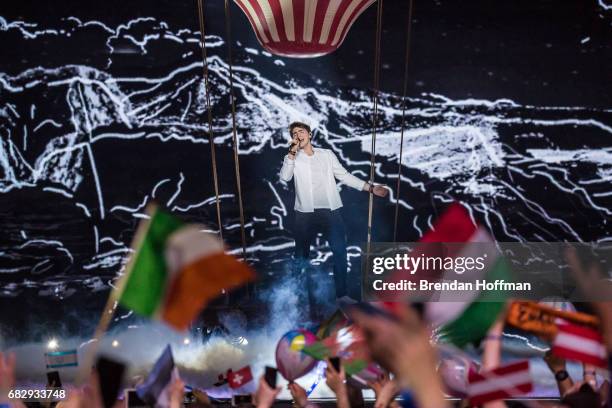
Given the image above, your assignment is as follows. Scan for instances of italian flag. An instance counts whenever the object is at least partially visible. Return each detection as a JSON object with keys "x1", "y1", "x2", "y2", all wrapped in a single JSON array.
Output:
[
  {"x1": 421, "y1": 203, "x2": 510, "y2": 347},
  {"x1": 117, "y1": 205, "x2": 255, "y2": 331}
]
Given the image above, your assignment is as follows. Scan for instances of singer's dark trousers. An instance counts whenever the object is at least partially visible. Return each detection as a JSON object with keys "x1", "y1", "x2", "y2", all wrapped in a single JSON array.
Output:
[{"x1": 293, "y1": 208, "x2": 348, "y2": 298}]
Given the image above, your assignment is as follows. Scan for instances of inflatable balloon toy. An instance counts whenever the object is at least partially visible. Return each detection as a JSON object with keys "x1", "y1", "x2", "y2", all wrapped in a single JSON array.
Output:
[
  {"x1": 437, "y1": 344, "x2": 479, "y2": 398},
  {"x1": 275, "y1": 329, "x2": 318, "y2": 381},
  {"x1": 233, "y1": 0, "x2": 377, "y2": 58}
]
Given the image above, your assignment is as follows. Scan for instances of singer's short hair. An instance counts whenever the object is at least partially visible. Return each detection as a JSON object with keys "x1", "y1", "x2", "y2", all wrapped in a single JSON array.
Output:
[{"x1": 288, "y1": 121, "x2": 311, "y2": 137}]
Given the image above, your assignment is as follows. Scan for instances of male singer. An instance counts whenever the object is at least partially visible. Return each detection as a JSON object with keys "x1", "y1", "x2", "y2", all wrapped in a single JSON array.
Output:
[{"x1": 280, "y1": 121, "x2": 388, "y2": 298}]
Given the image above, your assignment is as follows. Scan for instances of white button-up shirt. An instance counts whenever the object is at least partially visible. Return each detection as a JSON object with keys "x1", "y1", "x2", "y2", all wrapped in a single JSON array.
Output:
[{"x1": 280, "y1": 147, "x2": 367, "y2": 212}]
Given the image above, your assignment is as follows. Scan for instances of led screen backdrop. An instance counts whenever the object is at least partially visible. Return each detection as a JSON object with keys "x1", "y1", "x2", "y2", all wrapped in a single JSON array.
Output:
[{"x1": 0, "y1": 0, "x2": 610, "y2": 396}]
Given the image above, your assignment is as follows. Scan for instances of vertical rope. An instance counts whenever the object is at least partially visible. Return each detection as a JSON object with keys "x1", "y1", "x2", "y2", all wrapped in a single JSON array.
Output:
[
  {"x1": 392, "y1": 0, "x2": 414, "y2": 242},
  {"x1": 366, "y1": 0, "x2": 384, "y2": 259},
  {"x1": 224, "y1": 0, "x2": 248, "y2": 262},
  {"x1": 196, "y1": 0, "x2": 224, "y2": 241}
]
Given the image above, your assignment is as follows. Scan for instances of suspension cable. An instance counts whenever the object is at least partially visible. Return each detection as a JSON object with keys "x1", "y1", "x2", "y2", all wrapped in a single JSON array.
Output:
[
  {"x1": 223, "y1": 0, "x2": 248, "y2": 262},
  {"x1": 366, "y1": 0, "x2": 384, "y2": 255},
  {"x1": 196, "y1": 0, "x2": 224, "y2": 241},
  {"x1": 392, "y1": 0, "x2": 414, "y2": 242}
]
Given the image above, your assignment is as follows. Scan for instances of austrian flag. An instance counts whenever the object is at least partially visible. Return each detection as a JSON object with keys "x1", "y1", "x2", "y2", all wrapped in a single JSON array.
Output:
[
  {"x1": 467, "y1": 361, "x2": 533, "y2": 405},
  {"x1": 552, "y1": 323, "x2": 608, "y2": 368}
]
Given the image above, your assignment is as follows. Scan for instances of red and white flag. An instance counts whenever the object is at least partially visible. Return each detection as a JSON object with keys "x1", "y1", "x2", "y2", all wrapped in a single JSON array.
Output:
[
  {"x1": 552, "y1": 323, "x2": 607, "y2": 368},
  {"x1": 467, "y1": 361, "x2": 533, "y2": 405},
  {"x1": 227, "y1": 366, "x2": 254, "y2": 389}
]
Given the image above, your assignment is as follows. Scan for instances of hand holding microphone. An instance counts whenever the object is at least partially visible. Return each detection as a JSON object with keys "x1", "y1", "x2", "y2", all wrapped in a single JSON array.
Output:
[{"x1": 288, "y1": 135, "x2": 300, "y2": 158}]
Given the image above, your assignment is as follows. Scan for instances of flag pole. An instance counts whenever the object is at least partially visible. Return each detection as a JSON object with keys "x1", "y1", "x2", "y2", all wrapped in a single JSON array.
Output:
[{"x1": 76, "y1": 203, "x2": 158, "y2": 384}]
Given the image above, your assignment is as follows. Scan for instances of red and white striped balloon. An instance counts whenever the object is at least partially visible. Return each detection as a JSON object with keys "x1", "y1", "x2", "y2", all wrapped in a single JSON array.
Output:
[{"x1": 233, "y1": 0, "x2": 377, "y2": 58}]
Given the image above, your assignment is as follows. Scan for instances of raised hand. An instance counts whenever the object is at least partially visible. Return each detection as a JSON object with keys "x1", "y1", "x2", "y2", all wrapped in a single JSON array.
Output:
[
  {"x1": 368, "y1": 372, "x2": 399, "y2": 408},
  {"x1": 350, "y1": 305, "x2": 449, "y2": 408},
  {"x1": 253, "y1": 375, "x2": 281, "y2": 408},
  {"x1": 372, "y1": 184, "x2": 389, "y2": 197},
  {"x1": 169, "y1": 377, "x2": 185, "y2": 408},
  {"x1": 565, "y1": 246, "x2": 612, "y2": 350},
  {"x1": 325, "y1": 359, "x2": 349, "y2": 408},
  {"x1": 543, "y1": 351, "x2": 567, "y2": 374},
  {"x1": 0, "y1": 352, "x2": 16, "y2": 398},
  {"x1": 325, "y1": 358, "x2": 346, "y2": 395},
  {"x1": 288, "y1": 134, "x2": 300, "y2": 155},
  {"x1": 288, "y1": 382, "x2": 309, "y2": 408}
]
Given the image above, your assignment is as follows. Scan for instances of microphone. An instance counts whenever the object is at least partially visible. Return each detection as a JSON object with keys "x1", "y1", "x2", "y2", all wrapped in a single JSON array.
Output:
[{"x1": 288, "y1": 140, "x2": 298, "y2": 156}]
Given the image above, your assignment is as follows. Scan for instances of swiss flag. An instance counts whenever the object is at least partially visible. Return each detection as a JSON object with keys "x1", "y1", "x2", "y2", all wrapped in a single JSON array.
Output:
[{"x1": 227, "y1": 366, "x2": 253, "y2": 389}]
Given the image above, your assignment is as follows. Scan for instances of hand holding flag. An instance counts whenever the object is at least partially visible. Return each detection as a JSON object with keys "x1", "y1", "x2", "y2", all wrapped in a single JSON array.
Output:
[
  {"x1": 0, "y1": 352, "x2": 16, "y2": 404},
  {"x1": 349, "y1": 304, "x2": 447, "y2": 408},
  {"x1": 565, "y1": 245, "x2": 612, "y2": 351},
  {"x1": 303, "y1": 324, "x2": 369, "y2": 375},
  {"x1": 384, "y1": 203, "x2": 509, "y2": 347},
  {"x1": 213, "y1": 373, "x2": 228, "y2": 387},
  {"x1": 253, "y1": 376, "x2": 281, "y2": 408},
  {"x1": 137, "y1": 345, "x2": 180, "y2": 408},
  {"x1": 324, "y1": 358, "x2": 348, "y2": 403},
  {"x1": 45, "y1": 349, "x2": 78, "y2": 369},
  {"x1": 118, "y1": 205, "x2": 255, "y2": 331},
  {"x1": 506, "y1": 300, "x2": 599, "y2": 341}
]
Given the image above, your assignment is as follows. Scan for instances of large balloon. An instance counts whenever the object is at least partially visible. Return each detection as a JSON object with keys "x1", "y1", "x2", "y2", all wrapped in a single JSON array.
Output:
[
  {"x1": 233, "y1": 0, "x2": 376, "y2": 58},
  {"x1": 437, "y1": 344, "x2": 479, "y2": 398},
  {"x1": 275, "y1": 329, "x2": 317, "y2": 381}
]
